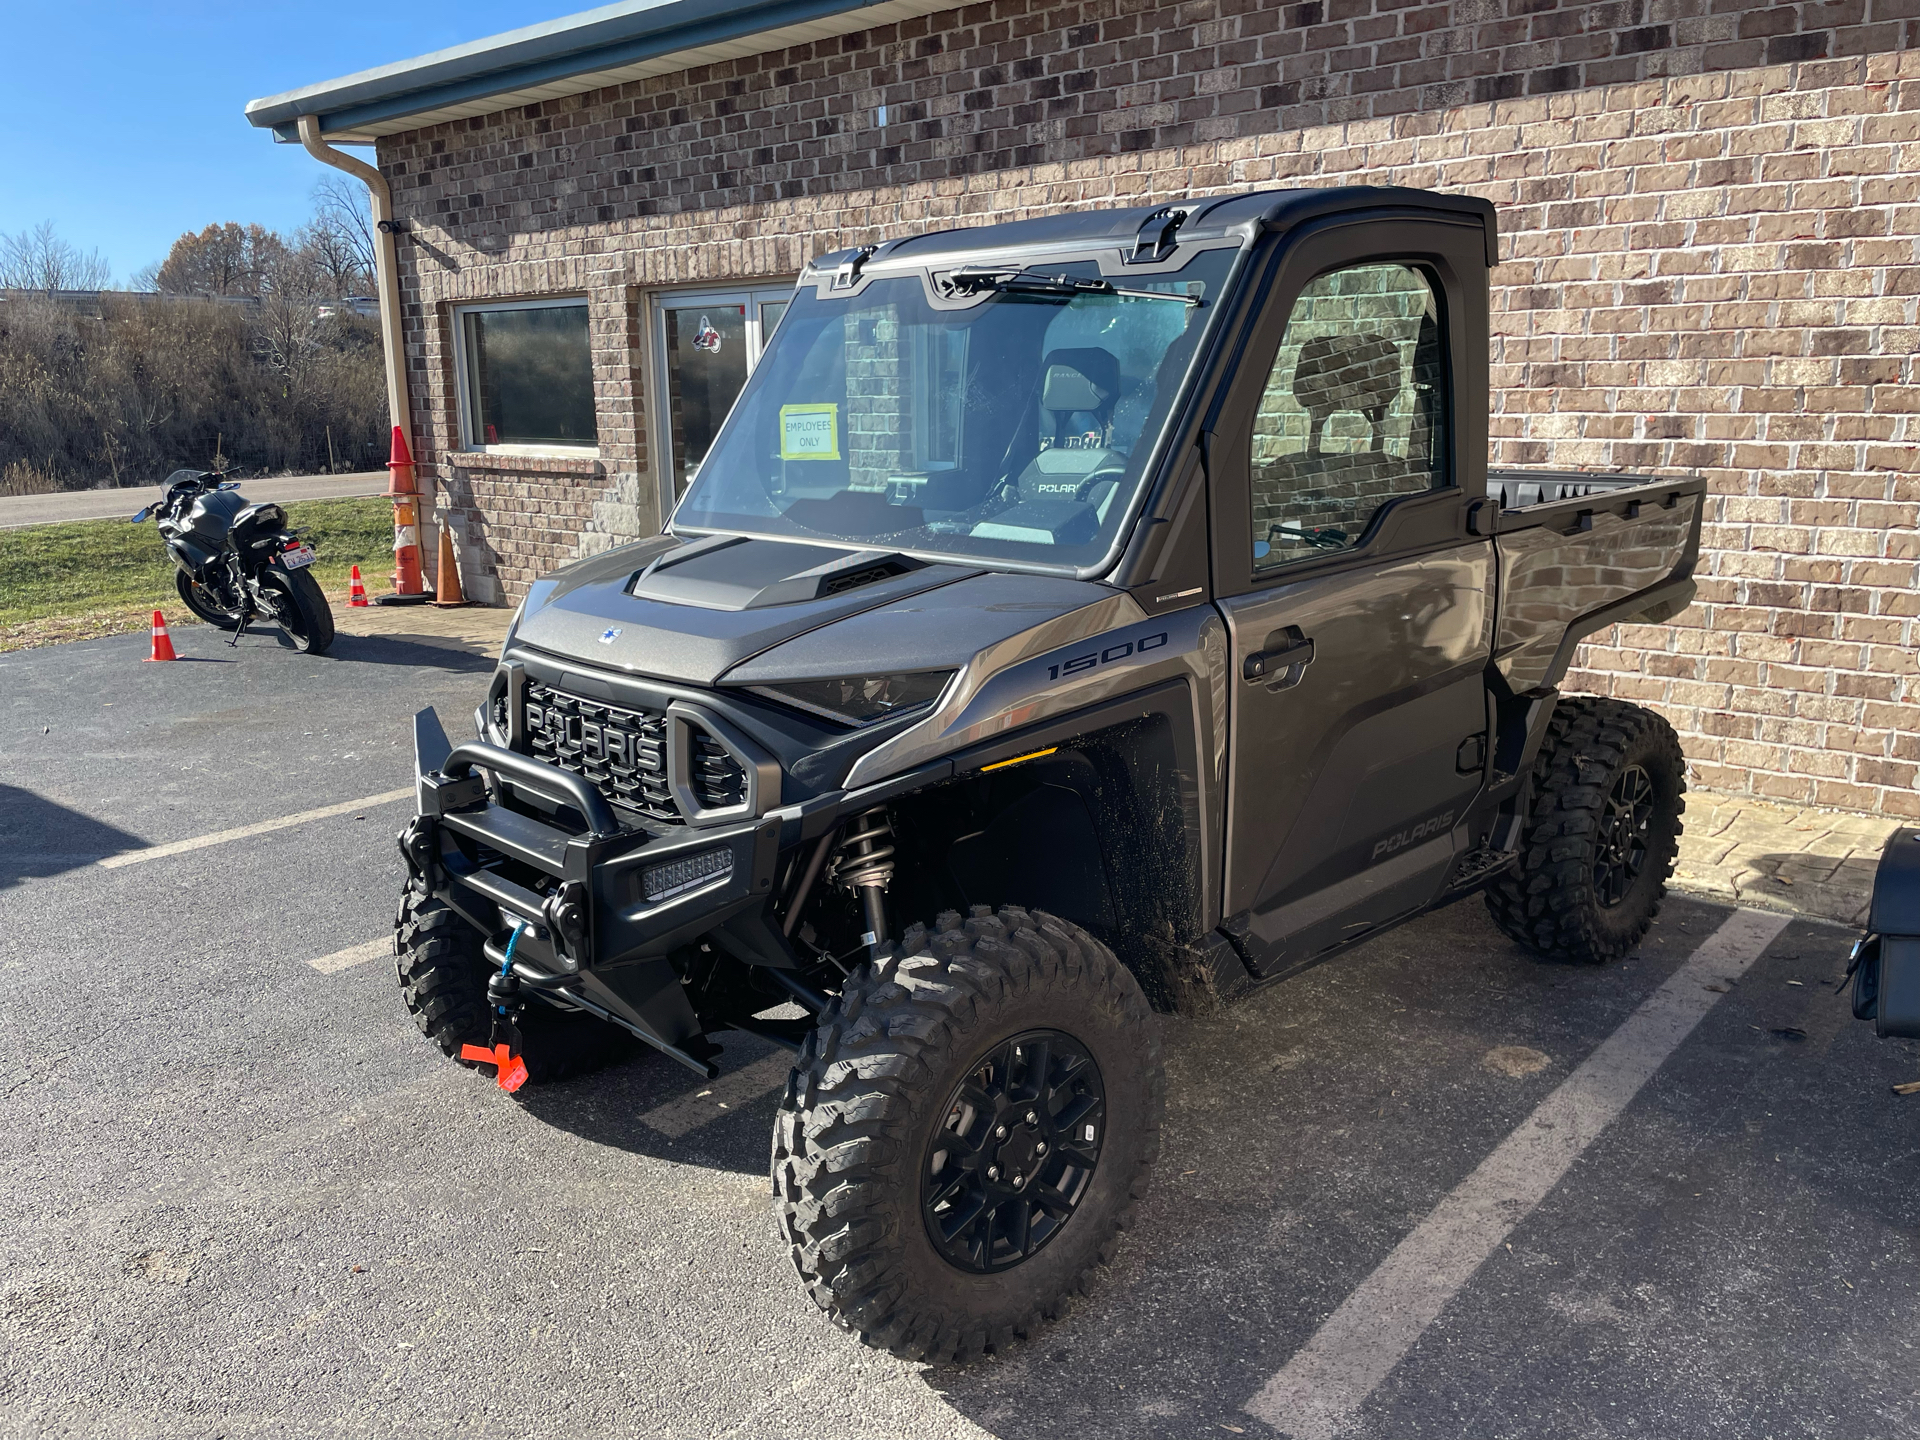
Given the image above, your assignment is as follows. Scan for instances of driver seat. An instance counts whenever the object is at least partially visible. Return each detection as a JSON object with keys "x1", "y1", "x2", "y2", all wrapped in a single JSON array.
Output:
[{"x1": 1012, "y1": 349, "x2": 1126, "y2": 502}]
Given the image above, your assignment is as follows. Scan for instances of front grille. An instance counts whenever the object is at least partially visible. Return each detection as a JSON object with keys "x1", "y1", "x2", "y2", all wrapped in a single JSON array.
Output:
[{"x1": 521, "y1": 682, "x2": 747, "y2": 825}]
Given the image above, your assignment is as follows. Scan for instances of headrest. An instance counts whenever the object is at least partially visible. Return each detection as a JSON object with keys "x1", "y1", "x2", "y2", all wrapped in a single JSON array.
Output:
[
  {"x1": 1042, "y1": 364, "x2": 1108, "y2": 414},
  {"x1": 1039, "y1": 347, "x2": 1118, "y2": 412},
  {"x1": 1292, "y1": 334, "x2": 1403, "y2": 415}
]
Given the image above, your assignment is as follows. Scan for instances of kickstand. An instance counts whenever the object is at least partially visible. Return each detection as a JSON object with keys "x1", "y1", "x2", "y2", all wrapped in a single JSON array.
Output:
[{"x1": 228, "y1": 607, "x2": 251, "y2": 647}]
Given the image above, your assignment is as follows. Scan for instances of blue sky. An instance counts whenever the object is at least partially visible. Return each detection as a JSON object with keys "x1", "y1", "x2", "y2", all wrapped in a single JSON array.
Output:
[{"x1": 0, "y1": 2, "x2": 575, "y2": 284}]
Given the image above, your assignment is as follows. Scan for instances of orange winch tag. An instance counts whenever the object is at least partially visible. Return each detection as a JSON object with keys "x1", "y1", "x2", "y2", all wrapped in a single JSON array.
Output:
[{"x1": 460, "y1": 1042, "x2": 530, "y2": 1094}]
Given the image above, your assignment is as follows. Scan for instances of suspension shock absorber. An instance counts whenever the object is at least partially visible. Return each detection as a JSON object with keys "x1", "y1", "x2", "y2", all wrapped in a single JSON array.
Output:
[{"x1": 829, "y1": 805, "x2": 895, "y2": 964}]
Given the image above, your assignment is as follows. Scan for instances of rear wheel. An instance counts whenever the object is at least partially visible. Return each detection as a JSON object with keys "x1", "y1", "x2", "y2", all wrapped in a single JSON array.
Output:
[
  {"x1": 173, "y1": 569, "x2": 242, "y2": 630},
  {"x1": 773, "y1": 906, "x2": 1162, "y2": 1364},
  {"x1": 264, "y1": 567, "x2": 335, "y2": 655},
  {"x1": 1484, "y1": 696, "x2": 1686, "y2": 963},
  {"x1": 393, "y1": 887, "x2": 644, "y2": 1084}
]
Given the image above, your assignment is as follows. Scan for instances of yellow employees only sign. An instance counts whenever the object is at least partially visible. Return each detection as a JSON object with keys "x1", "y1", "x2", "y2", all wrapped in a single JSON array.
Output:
[{"x1": 779, "y1": 403, "x2": 840, "y2": 461}]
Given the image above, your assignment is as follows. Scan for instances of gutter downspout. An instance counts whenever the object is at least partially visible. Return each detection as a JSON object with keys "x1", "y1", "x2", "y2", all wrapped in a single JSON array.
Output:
[{"x1": 295, "y1": 115, "x2": 417, "y2": 497}]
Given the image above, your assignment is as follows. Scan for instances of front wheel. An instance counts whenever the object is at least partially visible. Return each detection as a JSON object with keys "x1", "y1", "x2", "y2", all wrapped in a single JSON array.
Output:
[
  {"x1": 773, "y1": 906, "x2": 1163, "y2": 1364},
  {"x1": 262, "y1": 566, "x2": 335, "y2": 655},
  {"x1": 1484, "y1": 696, "x2": 1686, "y2": 963},
  {"x1": 173, "y1": 568, "x2": 243, "y2": 630}
]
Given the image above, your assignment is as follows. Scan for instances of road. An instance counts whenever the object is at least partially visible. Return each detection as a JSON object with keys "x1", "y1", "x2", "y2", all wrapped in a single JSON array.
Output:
[
  {"x1": 2, "y1": 623, "x2": 1916, "y2": 1439},
  {"x1": 0, "y1": 471, "x2": 389, "y2": 529}
]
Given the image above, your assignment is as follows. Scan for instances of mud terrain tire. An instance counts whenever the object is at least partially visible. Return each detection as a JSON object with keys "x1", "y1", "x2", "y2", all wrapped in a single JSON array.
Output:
[
  {"x1": 1485, "y1": 696, "x2": 1686, "y2": 964},
  {"x1": 394, "y1": 888, "x2": 642, "y2": 1083},
  {"x1": 773, "y1": 905, "x2": 1163, "y2": 1364}
]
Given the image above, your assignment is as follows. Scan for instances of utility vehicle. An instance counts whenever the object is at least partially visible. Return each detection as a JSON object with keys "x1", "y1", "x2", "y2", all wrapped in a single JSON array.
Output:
[{"x1": 397, "y1": 186, "x2": 1702, "y2": 1362}]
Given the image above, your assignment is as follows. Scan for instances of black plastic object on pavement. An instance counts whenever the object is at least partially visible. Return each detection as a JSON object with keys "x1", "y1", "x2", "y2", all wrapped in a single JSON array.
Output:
[{"x1": 1849, "y1": 828, "x2": 1920, "y2": 1039}]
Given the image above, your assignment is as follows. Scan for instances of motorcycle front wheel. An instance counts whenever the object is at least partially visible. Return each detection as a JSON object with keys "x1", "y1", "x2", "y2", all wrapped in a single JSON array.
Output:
[
  {"x1": 173, "y1": 569, "x2": 244, "y2": 631},
  {"x1": 262, "y1": 568, "x2": 335, "y2": 655}
]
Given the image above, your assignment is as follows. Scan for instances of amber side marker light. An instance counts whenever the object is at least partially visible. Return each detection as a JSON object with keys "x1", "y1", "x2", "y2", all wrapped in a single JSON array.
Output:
[{"x1": 980, "y1": 747, "x2": 1058, "y2": 773}]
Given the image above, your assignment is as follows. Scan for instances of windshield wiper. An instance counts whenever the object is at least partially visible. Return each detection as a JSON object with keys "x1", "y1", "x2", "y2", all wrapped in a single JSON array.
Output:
[{"x1": 942, "y1": 265, "x2": 1202, "y2": 306}]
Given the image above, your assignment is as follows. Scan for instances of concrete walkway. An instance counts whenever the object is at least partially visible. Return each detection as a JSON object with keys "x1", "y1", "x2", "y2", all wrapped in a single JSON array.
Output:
[
  {"x1": 0, "y1": 471, "x2": 389, "y2": 528},
  {"x1": 1675, "y1": 792, "x2": 1900, "y2": 928}
]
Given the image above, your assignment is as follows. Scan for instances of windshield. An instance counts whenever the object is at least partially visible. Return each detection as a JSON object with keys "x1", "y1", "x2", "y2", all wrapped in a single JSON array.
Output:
[{"x1": 672, "y1": 248, "x2": 1236, "y2": 570}]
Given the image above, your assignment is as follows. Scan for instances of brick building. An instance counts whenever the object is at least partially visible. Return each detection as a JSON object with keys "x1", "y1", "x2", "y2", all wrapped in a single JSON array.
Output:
[{"x1": 247, "y1": 0, "x2": 1920, "y2": 818}]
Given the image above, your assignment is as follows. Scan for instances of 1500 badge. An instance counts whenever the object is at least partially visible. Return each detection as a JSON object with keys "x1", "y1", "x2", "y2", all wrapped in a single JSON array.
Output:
[{"x1": 1046, "y1": 632, "x2": 1168, "y2": 682}]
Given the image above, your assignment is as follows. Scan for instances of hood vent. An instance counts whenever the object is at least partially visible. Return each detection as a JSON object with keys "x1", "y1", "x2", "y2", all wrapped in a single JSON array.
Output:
[
  {"x1": 628, "y1": 539, "x2": 928, "y2": 610},
  {"x1": 819, "y1": 557, "x2": 916, "y2": 597}
]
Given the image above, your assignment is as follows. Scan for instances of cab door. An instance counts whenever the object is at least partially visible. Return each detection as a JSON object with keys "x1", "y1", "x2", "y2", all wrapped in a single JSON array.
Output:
[{"x1": 1209, "y1": 218, "x2": 1494, "y2": 976}]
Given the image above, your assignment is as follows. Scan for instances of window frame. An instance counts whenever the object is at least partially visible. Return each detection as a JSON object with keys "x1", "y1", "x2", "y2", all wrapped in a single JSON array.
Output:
[
  {"x1": 647, "y1": 282, "x2": 797, "y2": 524},
  {"x1": 451, "y1": 294, "x2": 599, "y2": 457}
]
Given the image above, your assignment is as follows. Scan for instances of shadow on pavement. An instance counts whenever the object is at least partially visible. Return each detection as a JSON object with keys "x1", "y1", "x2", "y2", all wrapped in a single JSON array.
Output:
[
  {"x1": 316, "y1": 632, "x2": 497, "y2": 673},
  {"x1": 0, "y1": 784, "x2": 147, "y2": 887},
  {"x1": 512, "y1": 1039, "x2": 787, "y2": 1178}
]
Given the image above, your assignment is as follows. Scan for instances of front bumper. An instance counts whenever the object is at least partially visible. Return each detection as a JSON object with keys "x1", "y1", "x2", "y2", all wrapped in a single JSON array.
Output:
[{"x1": 404, "y1": 707, "x2": 781, "y2": 1076}]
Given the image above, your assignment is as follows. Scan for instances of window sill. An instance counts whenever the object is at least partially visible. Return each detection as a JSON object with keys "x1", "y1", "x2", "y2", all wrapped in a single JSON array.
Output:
[{"x1": 447, "y1": 450, "x2": 605, "y2": 477}]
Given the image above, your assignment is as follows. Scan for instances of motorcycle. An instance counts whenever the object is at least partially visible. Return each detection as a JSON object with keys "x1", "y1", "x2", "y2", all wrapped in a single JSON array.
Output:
[{"x1": 131, "y1": 470, "x2": 336, "y2": 655}]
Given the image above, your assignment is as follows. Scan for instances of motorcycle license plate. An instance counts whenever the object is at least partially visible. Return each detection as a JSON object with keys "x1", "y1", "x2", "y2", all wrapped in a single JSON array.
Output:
[{"x1": 281, "y1": 545, "x2": 316, "y2": 570}]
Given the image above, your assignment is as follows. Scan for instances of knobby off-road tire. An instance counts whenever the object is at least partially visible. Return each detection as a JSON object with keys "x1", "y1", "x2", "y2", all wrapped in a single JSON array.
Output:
[
  {"x1": 394, "y1": 887, "x2": 642, "y2": 1084},
  {"x1": 1485, "y1": 695, "x2": 1686, "y2": 964},
  {"x1": 265, "y1": 568, "x2": 335, "y2": 655},
  {"x1": 772, "y1": 905, "x2": 1163, "y2": 1364},
  {"x1": 173, "y1": 569, "x2": 243, "y2": 631}
]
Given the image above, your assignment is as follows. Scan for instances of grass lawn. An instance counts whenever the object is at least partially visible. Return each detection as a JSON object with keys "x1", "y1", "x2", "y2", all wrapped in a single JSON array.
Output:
[{"x1": 0, "y1": 497, "x2": 395, "y2": 652}]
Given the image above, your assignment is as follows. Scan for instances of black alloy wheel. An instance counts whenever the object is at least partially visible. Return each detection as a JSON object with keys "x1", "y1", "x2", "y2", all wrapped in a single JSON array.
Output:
[
  {"x1": 1483, "y1": 695, "x2": 1686, "y2": 964},
  {"x1": 922, "y1": 1029, "x2": 1106, "y2": 1274},
  {"x1": 1594, "y1": 763, "x2": 1654, "y2": 908}
]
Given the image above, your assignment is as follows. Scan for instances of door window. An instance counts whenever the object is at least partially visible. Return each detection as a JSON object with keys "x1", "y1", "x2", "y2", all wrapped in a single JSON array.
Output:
[
  {"x1": 1249, "y1": 263, "x2": 1447, "y2": 570},
  {"x1": 655, "y1": 287, "x2": 792, "y2": 502}
]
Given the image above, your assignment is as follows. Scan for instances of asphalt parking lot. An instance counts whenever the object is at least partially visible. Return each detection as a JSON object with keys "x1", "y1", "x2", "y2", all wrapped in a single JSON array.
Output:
[{"x1": 3, "y1": 622, "x2": 1917, "y2": 1440}]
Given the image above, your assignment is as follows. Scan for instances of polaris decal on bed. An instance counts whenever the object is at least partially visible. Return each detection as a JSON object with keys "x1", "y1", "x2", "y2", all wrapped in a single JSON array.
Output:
[{"x1": 1372, "y1": 809, "x2": 1455, "y2": 862}]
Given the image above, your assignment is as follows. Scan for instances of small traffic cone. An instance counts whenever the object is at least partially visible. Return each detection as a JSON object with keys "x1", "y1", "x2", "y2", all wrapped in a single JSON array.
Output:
[
  {"x1": 347, "y1": 564, "x2": 369, "y2": 607},
  {"x1": 144, "y1": 610, "x2": 178, "y2": 663},
  {"x1": 431, "y1": 519, "x2": 468, "y2": 607}
]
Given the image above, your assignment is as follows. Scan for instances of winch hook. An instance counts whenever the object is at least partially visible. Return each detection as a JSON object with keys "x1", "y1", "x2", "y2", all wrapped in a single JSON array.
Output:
[{"x1": 460, "y1": 920, "x2": 530, "y2": 1093}]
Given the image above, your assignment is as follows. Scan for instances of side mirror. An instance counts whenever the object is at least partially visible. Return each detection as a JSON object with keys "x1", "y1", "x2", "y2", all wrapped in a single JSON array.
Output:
[{"x1": 131, "y1": 506, "x2": 152, "y2": 523}]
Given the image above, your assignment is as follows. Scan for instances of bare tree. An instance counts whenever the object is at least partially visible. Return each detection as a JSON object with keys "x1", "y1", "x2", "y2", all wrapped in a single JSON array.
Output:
[
  {"x1": 310, "y1": 176, "x2": 377, "y2": 289},
  {"x1": 0, "y1": 221, "x2": 112, "y2": 291}
]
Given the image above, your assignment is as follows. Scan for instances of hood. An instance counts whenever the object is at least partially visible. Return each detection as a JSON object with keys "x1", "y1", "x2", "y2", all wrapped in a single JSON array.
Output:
[{"x1": 513, "y1": 534, "x2": 982, "y2": 685}]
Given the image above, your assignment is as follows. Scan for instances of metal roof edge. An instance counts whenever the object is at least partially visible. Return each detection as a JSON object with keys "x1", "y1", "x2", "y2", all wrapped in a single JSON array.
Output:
[{"x1": 246, "y1": 0, "x2": 886, "y2": 137}]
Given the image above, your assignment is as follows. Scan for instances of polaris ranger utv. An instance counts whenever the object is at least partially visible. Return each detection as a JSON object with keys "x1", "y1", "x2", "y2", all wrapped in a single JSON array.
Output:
[{"x1": 398, "y1": 186, "x2": 1703, "y2": 1362}]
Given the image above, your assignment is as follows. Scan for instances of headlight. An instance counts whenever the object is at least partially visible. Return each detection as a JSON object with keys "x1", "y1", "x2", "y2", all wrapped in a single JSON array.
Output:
[
  {"x1": 642, "y1": 846, "x2": 733, "y2": 902},
  {"x1": 753, "y1": 671, "x2": 955, "y2": 727}
]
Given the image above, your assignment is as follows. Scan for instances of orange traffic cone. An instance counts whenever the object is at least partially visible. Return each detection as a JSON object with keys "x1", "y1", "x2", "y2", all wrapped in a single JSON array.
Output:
[
  {"x1": 144, "y1": 611, "x2": 178, "y2": 663},
  {"x1": 348, "y1": 564, "x2": 369, "y2": 607},
  {"x1": 431, "y1": 519, "x2": 468, "y2": 607}
]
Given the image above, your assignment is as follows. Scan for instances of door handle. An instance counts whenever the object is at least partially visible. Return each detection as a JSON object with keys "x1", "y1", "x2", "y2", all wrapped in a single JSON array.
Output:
[{"x1": 1243, "y1": 637, "x2": 1315, "y2": 683}]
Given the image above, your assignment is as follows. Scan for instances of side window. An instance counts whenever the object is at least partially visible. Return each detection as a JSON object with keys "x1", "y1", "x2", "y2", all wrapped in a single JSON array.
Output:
[{"x1": 1249, "y1": 262, "x2": 1447, "y2": 570}]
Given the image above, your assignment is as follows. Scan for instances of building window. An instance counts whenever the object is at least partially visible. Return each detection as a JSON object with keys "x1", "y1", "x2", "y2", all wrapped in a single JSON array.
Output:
[
  {"x1": 651, "y1": 286, "x2": 792, "y2": 509},
  {"x1": 455, "y1": 298, "x2": 597, "y2": 452}
]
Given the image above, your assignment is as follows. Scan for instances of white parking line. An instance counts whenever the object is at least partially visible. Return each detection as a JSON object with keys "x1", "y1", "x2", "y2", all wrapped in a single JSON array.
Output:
[
  {"x1": 1243, "y1": 907, "x2": 1793, "y2": 1439},
  {"x1": 638, "y1": 1052, "x2": 795, "y2": 1138},
  {"x1": 309, "y1": 938, "x2": 391, "y2": 974},
  {"x1": 98, "y1": 788, "x2": 413, "y2": 869}
]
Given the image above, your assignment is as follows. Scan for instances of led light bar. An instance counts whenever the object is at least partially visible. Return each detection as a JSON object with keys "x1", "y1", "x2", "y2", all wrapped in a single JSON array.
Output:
[{"x1": 641, "y1": 846, "x2": 733, "y2": 903}]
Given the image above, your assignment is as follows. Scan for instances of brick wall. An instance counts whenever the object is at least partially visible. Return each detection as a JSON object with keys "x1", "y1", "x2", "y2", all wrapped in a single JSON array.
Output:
[{"x1": 379, "y1": 0, "x2": 1920, "y2": 818}]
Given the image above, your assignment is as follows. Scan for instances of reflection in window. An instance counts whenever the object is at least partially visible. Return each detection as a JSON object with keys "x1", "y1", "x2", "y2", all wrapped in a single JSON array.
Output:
[
  {"x1": 1249, "y1": 263, "x2": 1447, "y2": 570},
  {"x1": 459, "y1": 302, "x2": 596, "y2": 448}
]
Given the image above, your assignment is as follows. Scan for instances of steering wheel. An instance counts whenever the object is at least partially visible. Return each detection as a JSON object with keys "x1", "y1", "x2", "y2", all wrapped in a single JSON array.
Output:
[
  {"x1": 1073, "y1": 465, "x2": 1130, "y2": 503},
  {"x1": 1268, "y1": 522, "x2": 1350, "y2": 551}
]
